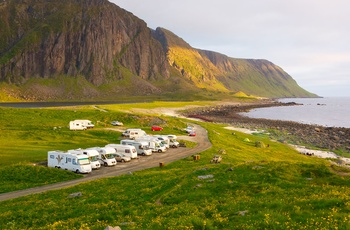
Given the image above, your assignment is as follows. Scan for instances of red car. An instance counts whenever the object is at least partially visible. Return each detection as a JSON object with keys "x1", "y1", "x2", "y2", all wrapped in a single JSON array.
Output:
[
  {"x1": 189, "y1": 131, "x2": 196, "y2": 136},
  {"x1": 151, "y1": 125, "x2": 163, "y2": 131}
]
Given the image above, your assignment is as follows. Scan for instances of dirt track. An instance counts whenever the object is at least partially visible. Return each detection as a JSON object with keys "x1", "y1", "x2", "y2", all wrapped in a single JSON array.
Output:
[{"x1": 0, "y1": 124, "x2": 211, "y2": 202}]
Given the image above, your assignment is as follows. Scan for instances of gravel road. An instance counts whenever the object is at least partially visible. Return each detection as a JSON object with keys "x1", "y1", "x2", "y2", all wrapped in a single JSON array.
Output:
[{"x1": 0, "y1": 124, "x2": 211, "y2": 202}]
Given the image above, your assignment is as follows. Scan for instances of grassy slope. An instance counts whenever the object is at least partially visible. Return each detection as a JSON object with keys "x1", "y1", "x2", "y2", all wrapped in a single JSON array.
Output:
[{"x1": 1, "y1": 103, "x2": 350, "y2": 229}]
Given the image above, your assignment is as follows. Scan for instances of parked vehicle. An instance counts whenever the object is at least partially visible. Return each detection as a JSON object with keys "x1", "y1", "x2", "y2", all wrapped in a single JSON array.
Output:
[
  {"x1": 120, "y1": 139, "x2": 152, "y2": 156},
  {"x1": 121, "y1": 129, "x2": 147, "y2": 139},
  {"x1": 153, "y1": 135, "x2": 170, "y2": 148},
  {"x1": 166, "y1": 135, "x2": 180, "y2": 148},
  {"x1": 47, "y1": 150, "x2": 92, "y2": 174},
  {"x1": 106, "y1": 144, "x2": 138, "y2": 159},
  {"x1": 151, "y1": 125, "x2": 163, "y2": 131},
  {"x1": 68, "y1": 149, "x2": 101, "y2": 170},
  {"x1": 189, "y1": 131, "x2": 196, "y2": 136},
  {"x1": 113, "y1": 153, "x2": 131, "y2": 162},
  {"x1": 185, "y1": 126, "x2": 194, "y2": 133},
  {"x1": 86, "y1": 147, "x2": 117, "y2": 166},
  {"x1": 69, "y1": 120, "x2": 87, "y2": 130},
  {"x1": 135, "y1": 137, "x2": 167, "y2": 153},
  {"x1": 111, "y1": 121, "x2": 123, "y2": 126},
  {"x1": 169, "y1": 139, "x2": 180, "y2": 148}
]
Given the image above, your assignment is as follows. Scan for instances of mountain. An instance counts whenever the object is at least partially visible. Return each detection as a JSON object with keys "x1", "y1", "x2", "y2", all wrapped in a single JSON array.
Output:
[{"x1": 0, "y1": 0, "x2": 317, "y2": 101}]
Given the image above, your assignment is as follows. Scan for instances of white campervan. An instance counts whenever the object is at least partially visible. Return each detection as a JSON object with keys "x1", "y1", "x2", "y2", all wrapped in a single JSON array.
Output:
[
  {"x1": 87, "y1": 147, "x2": 117, "y2": 166},
  {"x1": 120, "y1": 139, "x2": 152, "y2": 156},
  {"x1": 68, "y1": 149, "x2": 101, "y2": 170},
  {"x1": 135, "y1": 137, "x2": 167, "y2": 153},
  {"x1": 121, "y1": 129, "x2": 147, "y2": 139},
  {"x1": 166, "y1": 134, "x2": 180, "y2": 148},
  {"x1": 47, "y1": 150, "x2": 92, "y2": 174},
  {"x1": 69, "y1": 120, "x2": 87, "y2": 130},
  {"x1": 153, "y1": 135, "x2": 171, "y2": 148},
  {"x1": 69, "y1": 120, "x2": 94, "y2": 130},
  {"x1": 105, "y1": 144, "x2": 138, "y2": 159}
]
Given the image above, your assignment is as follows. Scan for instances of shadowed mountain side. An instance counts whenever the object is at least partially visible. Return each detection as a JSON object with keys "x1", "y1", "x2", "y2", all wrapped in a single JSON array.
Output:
[{"x1": 0, "y1": 0, "x2": 317, "y2": 101}]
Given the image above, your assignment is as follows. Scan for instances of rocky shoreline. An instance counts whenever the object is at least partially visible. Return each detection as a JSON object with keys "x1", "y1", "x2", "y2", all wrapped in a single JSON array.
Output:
[{"x1": 182, "y1": 100, "x2": 350, "y2": 153}]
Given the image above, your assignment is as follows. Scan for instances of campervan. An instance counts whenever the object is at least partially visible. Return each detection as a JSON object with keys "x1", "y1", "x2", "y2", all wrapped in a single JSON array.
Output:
[
  {"x1": 69, "y1": 119, "x2": 94, "y2": 130},
  {"x1": 105, "y1": 144, "x2": 138, "y2": 159},
  {"x1": 86, "y1": 147, "x2": 117, "y2": 166},
  {"x1": 120, "y1": 139, "x2": 152, "y2": 156},
  {"x1": 121, "y1": 129, "x2": 147, "y2": 139},
  {"x1": 135, "y1": 137, "x2": 166, "y2": 153},
  {"x1": 77, "y1": 120, "x2": 94, "y2": 128},
  {"x1": 69, "y1": 120, "x2": 87, "y2": 130},
  {"x1": 68, "y1": 149, "x2": 101, "y2": 170},
  {"x1": 47, "y1": 150, "x2": 92, "y2": 174},
  {"x1": 153, "y1": 135, "x2": 170, "y2": 148}
]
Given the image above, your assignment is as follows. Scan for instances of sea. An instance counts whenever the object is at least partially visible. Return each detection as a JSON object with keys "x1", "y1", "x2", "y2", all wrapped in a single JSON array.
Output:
[{"x1": 240, "y1": 97, "x2": 350, "y2": 128}]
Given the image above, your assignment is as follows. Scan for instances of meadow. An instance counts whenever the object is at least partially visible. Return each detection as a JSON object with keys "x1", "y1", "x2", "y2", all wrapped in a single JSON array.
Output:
[{"x1": 1, "y1": 102, "x2": 350, "y2": 229}]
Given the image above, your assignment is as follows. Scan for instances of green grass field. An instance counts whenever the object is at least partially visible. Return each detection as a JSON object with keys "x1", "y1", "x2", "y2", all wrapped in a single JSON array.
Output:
[{"x1": 1, "y1": 103, "x2": 350, "y2": 229}]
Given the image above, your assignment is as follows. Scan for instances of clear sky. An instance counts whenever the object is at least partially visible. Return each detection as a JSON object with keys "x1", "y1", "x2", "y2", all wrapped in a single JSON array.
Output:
[{"x1": 110, "y1": 0, "x2": 350, "y2": 97}]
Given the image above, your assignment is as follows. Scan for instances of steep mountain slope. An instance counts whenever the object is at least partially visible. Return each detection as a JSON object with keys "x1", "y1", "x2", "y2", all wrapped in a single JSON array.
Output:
[
  {"x1": 154, "y1": 28, "x2": 316, "y2": 98},
  {"x1": 0, "y1": 0, "x2": 168, "y2": 84},
  {"x1": 0, "y1": 0, "x2": 316, "y2": 101}
]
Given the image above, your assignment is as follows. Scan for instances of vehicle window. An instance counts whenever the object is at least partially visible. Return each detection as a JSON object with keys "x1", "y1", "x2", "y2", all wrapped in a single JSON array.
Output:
[
  {"x1": 50, "y1": 155, "x2": 54, "y2": 159},
  {"x1": 125, "y1": 149, "x2": 130, "y2": 153}
]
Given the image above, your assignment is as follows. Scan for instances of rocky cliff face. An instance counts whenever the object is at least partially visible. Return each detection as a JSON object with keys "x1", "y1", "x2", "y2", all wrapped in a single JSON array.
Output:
[
  {"x1": 0, "y1": 0, "x2": 169, "y2": 86},
  {"x1": 0, "y1": 0, "x2": 316, "y2": 101}
]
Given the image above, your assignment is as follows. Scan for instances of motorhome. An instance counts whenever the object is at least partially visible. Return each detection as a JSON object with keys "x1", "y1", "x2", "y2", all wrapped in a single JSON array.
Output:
[
  {"x1": 169, "y1": 138, "x2": 180, "y2": 148},
  {"x1": 120, "y1": 139, "x2": 153, "y2": 156},
  {"x1": 68, "y1": 149, "x2": 101, "y2": 170},
  {"x1": 86, "y1": 147, "x2": 117, "y2": 166},
  {"x1": 77, "y1": 120, "x2": 94, "y2": 128},
  {"x1": 69, "y1": 119, "x2": 94, "y2": 130},
  {"x1": 153, "y1": 135, "x2": 170, "y2": 148},
  {"x1": 69, "y1": 120, "x2": 87, "y2": 130},
  {"x1": 135, "y1": 137, "x2": 167, "y2": 153},
  {"x1": 121, "y1": 129, "x2": 147, "y2": 139},
  {"x1": 47, "y1": 150, "x2": 92, "y2": 174},
  {"x1": 105, "y1": 144, "x2": 138, "y2": 159}
]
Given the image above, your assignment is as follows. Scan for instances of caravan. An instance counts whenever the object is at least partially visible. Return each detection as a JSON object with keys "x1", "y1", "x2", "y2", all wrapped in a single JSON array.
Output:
[
  {"x1": 87, "y1": 147, "x2": 117, "y2": 166},
  {"x1": 47, "y1": 150, "x2": 92, "y2": 174},
  {"x1": 121, "y1": 129, "x2": 147, "y2": 139},
  {"x1": 120, "y1": 139, "x2": 152, "y2": 156},
  {"x1": 68, "y1": 149, "x2": 101, "y2": 170},
  {"x1": 135, "y1": 136, "x2": 167, "y2": 153},
  {"x1": 156, "y1": 135, "x2": 180, "y2": 148},
  {"x1": 69, "y1": 120, "x2": 94, "y2": 130},
  {"x1": 153, "y1": 135, "x2": 170, "y2": 148},
  {"x1": 105, "y1": 144, "x2": 138, "y2": 159}
]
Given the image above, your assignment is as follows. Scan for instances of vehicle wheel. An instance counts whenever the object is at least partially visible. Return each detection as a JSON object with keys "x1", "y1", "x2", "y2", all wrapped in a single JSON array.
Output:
[
  {"x1": 158, "y1": 149, "x2": 162, "y2": 153},
  {"x1": 121, "y1": 159, "x2": 125, "y2": 163},
  {"x1": 104, "y1": 162, "x2": 108, "y2": 167},
  {"x1": 142, "y1": 153, "x2": 146, "y2": 156},
  {"x1": 75, "y1": 169, "x2": 80, "y2": 173}
]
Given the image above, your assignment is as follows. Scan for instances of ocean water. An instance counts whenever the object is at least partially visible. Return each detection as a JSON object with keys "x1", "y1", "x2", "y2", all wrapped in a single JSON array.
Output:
[{"x1": 240, "y1": 97, "x2": 350, "y2": 128}]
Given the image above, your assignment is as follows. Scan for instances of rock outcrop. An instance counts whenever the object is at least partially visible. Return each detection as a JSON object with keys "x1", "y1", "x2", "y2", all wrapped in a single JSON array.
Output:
[
  {"x1": 0, "y1": 0, "x2": 317, "y2": 101},
  {"x1": 0, "y1": 0, "x2": 169, "y2": 85}
]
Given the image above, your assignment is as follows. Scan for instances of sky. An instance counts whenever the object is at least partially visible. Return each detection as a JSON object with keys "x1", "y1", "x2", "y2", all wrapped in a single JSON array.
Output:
[{"x1": 110, "y1": 0, "x2": 350, "y2": 97}]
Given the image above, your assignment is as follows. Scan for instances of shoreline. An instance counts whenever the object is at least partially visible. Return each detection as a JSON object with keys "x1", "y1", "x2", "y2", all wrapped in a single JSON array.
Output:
[{"x1": 181, "y1": 100, "x2": 350, "y2": 154}]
